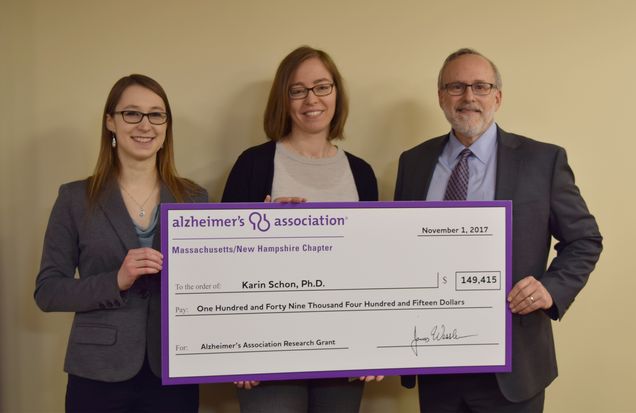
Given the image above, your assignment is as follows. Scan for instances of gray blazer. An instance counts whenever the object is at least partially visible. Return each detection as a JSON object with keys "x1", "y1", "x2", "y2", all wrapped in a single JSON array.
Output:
[
  {"x1": 35, "y1": 178, "x2": 207, "y2": 382},
  {"x1": 395, "y1": 127, "x2": 602, "y2": 402}
]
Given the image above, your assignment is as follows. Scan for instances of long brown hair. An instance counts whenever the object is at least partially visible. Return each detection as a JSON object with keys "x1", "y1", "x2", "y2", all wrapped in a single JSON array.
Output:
[
  {"x1": 263, "y1": 46, "x2": 349, "y2": 141},
  {"x1": 88, "y1": 74, "x2": 200, "y2": 205}
]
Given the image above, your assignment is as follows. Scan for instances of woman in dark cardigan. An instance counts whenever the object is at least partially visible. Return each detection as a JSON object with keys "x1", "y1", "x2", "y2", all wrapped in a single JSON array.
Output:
[{"x1": 222, "y1": 46, "x2": 380, "y2": 413}]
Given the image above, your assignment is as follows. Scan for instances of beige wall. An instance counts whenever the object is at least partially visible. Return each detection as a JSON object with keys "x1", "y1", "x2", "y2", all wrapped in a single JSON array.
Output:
[{"x1": 2, "y1": 0, "x2": 634, "y2": 411}]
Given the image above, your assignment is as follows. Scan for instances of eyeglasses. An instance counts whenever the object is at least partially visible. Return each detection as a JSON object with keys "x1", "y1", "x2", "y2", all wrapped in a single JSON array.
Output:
[
  {"x1": 443, "y1": 82, "x2": 497, "y2": 96},
  {"x1": 114, "y1": 110, "x2": 169, "y2": 125},
  {"x1": 288, "y1": 83, "x2": 335, "y2": 100}
]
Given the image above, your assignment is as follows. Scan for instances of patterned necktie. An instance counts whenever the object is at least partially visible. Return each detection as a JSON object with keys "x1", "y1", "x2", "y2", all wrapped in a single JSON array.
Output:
[{"x1": 444, "y1": 148, "x2": 472, "y2": 200}]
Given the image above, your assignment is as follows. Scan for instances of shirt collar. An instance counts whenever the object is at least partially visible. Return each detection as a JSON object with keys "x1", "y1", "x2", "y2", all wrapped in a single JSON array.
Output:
[{"x1": 447, "y1": 122, "x2": 498, "y2": 165}]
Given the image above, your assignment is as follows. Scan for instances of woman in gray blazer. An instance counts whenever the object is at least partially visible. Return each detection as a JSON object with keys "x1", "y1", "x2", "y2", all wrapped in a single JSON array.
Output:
[{"x1": 35, "y1": 74, "x2": 207, "y2": 412}]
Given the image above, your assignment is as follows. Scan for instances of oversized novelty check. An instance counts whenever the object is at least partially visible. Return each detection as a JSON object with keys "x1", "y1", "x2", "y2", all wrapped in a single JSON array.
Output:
[{"x1": 161, "y1": 201, "x2": 512, "y2": 384}]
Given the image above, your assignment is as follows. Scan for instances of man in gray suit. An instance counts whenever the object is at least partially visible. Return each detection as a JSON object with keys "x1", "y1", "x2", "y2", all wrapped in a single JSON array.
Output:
[{"x1": 395, "y1": 48, "x2": 602, "y2": 412}]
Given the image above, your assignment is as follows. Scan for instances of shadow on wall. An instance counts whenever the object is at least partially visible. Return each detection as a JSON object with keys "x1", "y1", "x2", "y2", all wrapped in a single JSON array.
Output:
[
  {"x1": 175, "y1": 80, "x2": 272, "y2": 202},
  {"x1": 360, "y1": 376, "x2": 418, "y2": 412},
  {"x1": 23, "y1": 126, "x2": 95, "y2": 411},
  {"x1": 363, "y1": 97, "x2": 442, "y2": 201},
  {"x1": 200, "y1": 382, "x2": 241, "y2": 413}
]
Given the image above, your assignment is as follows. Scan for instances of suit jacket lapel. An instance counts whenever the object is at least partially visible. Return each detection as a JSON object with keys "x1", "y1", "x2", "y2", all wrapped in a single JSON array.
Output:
[
  {"x1": 495, "y1": 127, "x2": 522, "y2": 201},
  {"x1": 419, "y1": 136, "x2": 448, "y2": 199},
  {"x1": 98, "y1": 179, "x2": 139, "y2": 251}
]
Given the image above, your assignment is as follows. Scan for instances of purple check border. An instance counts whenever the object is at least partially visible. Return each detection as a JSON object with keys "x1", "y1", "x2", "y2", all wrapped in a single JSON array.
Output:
[{"x1": 160, "y1": 200, "x2": 513, "y2": 385}]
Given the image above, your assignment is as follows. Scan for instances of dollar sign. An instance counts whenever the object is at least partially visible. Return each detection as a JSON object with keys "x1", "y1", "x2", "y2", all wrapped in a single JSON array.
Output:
[{"x1": 442, "y1": 276, "x2": 447, "y2": 284}]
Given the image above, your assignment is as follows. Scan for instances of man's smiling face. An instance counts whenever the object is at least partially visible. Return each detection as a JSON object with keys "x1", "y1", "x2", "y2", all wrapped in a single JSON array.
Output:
[{"x1": 438, "y1": 54, "x2": 502, "y2": 146}]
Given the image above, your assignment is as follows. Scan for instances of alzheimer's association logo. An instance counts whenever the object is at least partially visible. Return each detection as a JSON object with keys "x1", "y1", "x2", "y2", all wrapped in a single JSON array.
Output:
[{"x1": 248, "y1": 212, "x2": 271, "y2": 232}]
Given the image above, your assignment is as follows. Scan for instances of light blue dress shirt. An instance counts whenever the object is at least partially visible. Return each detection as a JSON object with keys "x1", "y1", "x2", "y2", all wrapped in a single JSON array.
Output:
[{"x1": 426, "y1": 122, "x2": 498, "y2": 201}]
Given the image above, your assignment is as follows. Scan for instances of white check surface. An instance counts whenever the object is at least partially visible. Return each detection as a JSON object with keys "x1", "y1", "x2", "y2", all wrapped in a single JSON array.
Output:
[{"x1": 164, "y1": 203, "x2": 509, "y2": 382}]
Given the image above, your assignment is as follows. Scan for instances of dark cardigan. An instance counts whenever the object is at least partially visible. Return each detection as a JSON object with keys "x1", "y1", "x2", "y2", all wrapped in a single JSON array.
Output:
[{"x1": 222, "y1": 141, "x2": 378, "y2": 202}]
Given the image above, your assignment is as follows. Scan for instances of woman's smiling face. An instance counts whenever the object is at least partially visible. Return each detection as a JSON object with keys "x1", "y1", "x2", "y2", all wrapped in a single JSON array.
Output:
[
  {"x1": 106, "y1": 84, "x2": 167, "y2": 164},
  {"x1": 287, "y1": 57, "x2": 337, "y2": 139}
]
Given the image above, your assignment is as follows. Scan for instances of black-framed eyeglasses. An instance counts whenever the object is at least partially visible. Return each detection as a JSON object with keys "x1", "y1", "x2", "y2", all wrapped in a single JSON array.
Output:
[
  {"x1": 288, "y1": 83, "x2": 335, "y2": 100},
  {"x1": 443, "y1": 82, "x2": 497, "y2": 96},
  {"x1": 114, "y1": 110, "x2": 169, "y2": 125}
]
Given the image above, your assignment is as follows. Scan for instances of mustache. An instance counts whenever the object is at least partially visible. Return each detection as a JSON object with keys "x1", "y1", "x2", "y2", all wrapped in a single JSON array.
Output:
[{"x1": 456, "y1": 105, "x2": 482, "y2": 112}]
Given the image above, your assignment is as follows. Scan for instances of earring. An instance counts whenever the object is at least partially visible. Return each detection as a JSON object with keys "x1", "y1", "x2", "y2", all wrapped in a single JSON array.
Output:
[{"x1": 111, "y1": 134, "x2": 117, "y2": 148}]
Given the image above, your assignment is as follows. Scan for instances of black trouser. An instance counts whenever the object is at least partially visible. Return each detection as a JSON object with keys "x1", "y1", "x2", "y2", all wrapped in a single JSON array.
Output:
[
  {"x1": 66, "y1": 357, "x2": 198, "y2": 413},
  {"x1": 418, "y1": 373, "x2": 544, "y2": 413}
]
